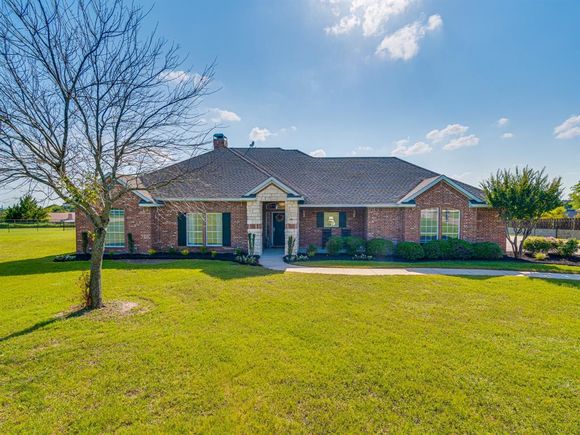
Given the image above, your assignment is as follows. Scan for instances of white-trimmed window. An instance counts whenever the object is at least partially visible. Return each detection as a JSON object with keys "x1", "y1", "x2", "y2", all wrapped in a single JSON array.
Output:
[
  {"x1": 205, "y1": 213, "x2": 223, "y2": 246},
  {"x1": 420, "y1": 208, "x2": 439, "y2": 243},
  {"x1": 105, "y1": 209, "x2": 125, "y2": 248},
  {"x1": 441, "y1": 209, "x2": 460, "y2": 240},
  {"x1": 186, "y1": 213, "x2": 203, "y2": 246}
]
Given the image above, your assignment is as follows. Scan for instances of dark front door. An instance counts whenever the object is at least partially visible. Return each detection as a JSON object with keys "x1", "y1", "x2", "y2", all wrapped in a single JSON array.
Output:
[{"x1": 272, "y1": 212, "x2": 285, "y2": 247}]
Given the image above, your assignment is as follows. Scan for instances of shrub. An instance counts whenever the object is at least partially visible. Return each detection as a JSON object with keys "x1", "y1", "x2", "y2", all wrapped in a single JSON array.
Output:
[
  {"x1": 395, "y1": 242, "x2": 424, "y2": 261},
  {"x1": 199, "y1": 246, "x2": 208, "y2": 255},
  {"x1": 558, "y1": 239, "x2": 578, "y2": 258},
  {"x1": 235, "y1": 254, "x2": 258, "y2": 265},
  {"x1": 147, "y1": 248, "x2": 157, "y2": 255},
  {"x1": 523, "y1": 237, "x2": 553, "y2": 254},
  {"x1": 210, "y1": 250, "x2": 218, "y2": 258},
  {"x1": 534, "y1": 252, "x2": 547, "y2": 261},
  {"x1": 127, "y1": 233, "x2": 136, "y2": 254},
  {"x1": 352, "y1": 253, "x2": 374, "y2": 261},
  {"x1": 343, "y1": 236, "x2": 365, "y2": 256},
  {"x1": 446, "y1": 239, "x2": 474, "y2": 260},
  {"x1": 306, "y1": 244, "x2": 318, "y2": 257},
  {"x1": 167, "y1": 245, "x2": 178, "y2": 254},
  {"x1": 234, "y1": 247, "x2": 244, "y2": 256},
  {"x1": 366, "y1": 238, "x2": 393, "y2": 257},
  {"x1": 287, "y1": 235, "x2": 296, "y2": 257},
  {"x1": 326, "y1": 236, "x2": 343, "y2": 256},
  {"x1": 248, "y1": 233, "x2": 256, "y2": 256},
  {"x1": 423, "y1": 240, "x2": 446, "y2": 260},
  {"x1": 180, "y1": 249, "x2": 190, "y2": 256},
  {"x1": 81, "y1": 231, "x2": 89, "y2": 254},
  {"x1": 472, "y1": 242, "x2": 503, "y2": 260}
]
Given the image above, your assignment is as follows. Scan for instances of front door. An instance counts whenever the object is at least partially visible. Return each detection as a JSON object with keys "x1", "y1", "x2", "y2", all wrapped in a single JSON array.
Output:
[{"x1": 272, "y1": 212, "x2": 285, "y2": 247}]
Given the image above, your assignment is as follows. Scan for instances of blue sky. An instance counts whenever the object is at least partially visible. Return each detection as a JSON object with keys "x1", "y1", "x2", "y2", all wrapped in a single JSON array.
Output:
[{"x1": 1, "y1": 0, "x2": 579, "y2": 206}]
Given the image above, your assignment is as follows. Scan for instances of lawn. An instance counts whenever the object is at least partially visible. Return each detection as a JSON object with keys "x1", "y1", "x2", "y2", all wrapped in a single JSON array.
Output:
[
  {"x1": 1, "y1": 229, "x2": 579, "y2": 433},
  {"x1": 296, "y1": 259, "x2": 580, "y2": 274}
]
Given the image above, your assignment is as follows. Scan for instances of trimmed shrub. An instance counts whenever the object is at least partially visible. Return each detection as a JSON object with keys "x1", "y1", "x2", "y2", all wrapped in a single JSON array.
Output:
[
  {"x1": 306, "y1": 244, "x2": 318, "y2": 257},
  {"x1": 395, "y1": 242, "x2": 424, "y2": 261},
  {"x1": 472, "y1": 242, "x2": 503, "y2": 260},
  {"x1": 523, "y1": 237, "x2": 553, "y2": 254},
  {"x1": 558, "y1": 238, "x2": 578, "y2": 258},
  {"x1": 534, "y1": 252, "x2": 547, "y2": 261},
  {"x1": 423, "y1": 240, "x2": 447, "y2": 260},
  {"x1": 343, "y1": 236, "x2": 366, "y2": 256},
  {"x1": 326, "y1": 236, "x2": 343, "y2": 256},
  {"x1": 366, "y1": 238, "x2": 394, "y2": 257},
  {"x1": 446, "y1": 239, "x2": 474, "y2": 260}
]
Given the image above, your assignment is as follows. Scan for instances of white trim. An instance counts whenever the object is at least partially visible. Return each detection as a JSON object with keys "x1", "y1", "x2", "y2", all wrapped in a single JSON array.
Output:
[
  {"x1": 243, "y1": 177, "x2": 301, "y2": 197},
  {"x1": 155, "y1": 197, "x2": 304, "y2": 202},
  {"x1": 186, "y1": 212, "x2": 203, "y2": 247},
  {"x1": 399, "y1": 175, "x2": 485, "y2": 204},
  {"x1": 419, "y1": 208, "x2": 439, "y2": 243},
  {"x1": 441, "y1": 209, "x2": 461, "y2": 240}
]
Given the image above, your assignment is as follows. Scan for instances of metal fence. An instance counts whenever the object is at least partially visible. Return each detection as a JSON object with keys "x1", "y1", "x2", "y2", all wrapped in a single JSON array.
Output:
[{"x1": 0, "y1": 219, "x2": 75, "y2": 230}]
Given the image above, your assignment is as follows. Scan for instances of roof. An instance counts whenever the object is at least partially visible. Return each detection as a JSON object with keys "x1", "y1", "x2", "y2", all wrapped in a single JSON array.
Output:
[{"x1": 140, "y1": 147, "x2": 486, "y2": 205}]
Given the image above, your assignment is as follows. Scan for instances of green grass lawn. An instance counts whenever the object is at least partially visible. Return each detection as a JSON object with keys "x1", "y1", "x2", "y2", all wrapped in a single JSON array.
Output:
[
  {"x1": 297, "y1": 259, "x2": 580, "y2": 274},
  {"x1": 1, "y1": 229, "x2": 579, "y2": 432}
]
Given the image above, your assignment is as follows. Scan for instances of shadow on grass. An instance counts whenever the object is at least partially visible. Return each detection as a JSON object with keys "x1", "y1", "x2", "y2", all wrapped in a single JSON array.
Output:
[
  {"x1": 0, "y1": 307, "x2": 89, "y2": 343},
  {"x1": 0, "y1": 255, "x2": 283, "y2": 280}
]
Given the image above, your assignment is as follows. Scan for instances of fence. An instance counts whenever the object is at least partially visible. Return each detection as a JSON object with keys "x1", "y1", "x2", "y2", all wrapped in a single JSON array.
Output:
[
  {"x1": 0, "y1": 219, "x2": 75, "y2": 231},
  {"x1": 510, "y1": 218, "x2": 580, "y2": 239}
]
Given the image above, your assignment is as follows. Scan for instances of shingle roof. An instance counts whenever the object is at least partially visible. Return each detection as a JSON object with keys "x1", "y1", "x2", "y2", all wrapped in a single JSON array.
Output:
[{"x1": 141, "y1": 146, "x2": 485, "y2": 205}]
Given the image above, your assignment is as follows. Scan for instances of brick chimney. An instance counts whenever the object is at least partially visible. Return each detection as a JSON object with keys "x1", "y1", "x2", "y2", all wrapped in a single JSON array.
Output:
[{"x1": 213, "y1": 133, "x2": 228, "y2": 149}]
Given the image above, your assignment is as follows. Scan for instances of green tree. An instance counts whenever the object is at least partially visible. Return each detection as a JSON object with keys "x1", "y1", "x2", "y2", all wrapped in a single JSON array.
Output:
[
  {"x1": 4, "y1": 195, "x2": 48, "y2": 221},
  {"x1": 571, "y1": 181, "x2": 580, "y2": 210},
  {"x1": 541, "y1": 206, "x2": 567, "y2": 219},
  {"x1": 481, "y1": 167, "x2": 562, "y2": 258}
]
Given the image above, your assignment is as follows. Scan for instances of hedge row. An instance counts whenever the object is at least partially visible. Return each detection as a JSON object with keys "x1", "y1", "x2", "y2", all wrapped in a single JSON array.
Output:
[
  {"x1": 395, "y1": 240, "x2": 503, "y2": 261},
  {"x1": 523, "y1": 236, "x2": 578, "y2": 258},
  {"x1": 324, "y1": 236, "x2": 394, "y2": 257}
]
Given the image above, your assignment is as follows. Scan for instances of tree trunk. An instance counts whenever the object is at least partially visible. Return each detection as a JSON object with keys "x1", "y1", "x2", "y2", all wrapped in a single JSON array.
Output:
[{"x1": 89, "y1": 227, "x2": 106, "y2": 309}]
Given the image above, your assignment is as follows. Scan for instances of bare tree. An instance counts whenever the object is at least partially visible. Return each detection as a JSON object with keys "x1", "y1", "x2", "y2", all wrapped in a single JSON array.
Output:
[{"x1": 0, "y1": 0, "x2": 214, "y2": 308}]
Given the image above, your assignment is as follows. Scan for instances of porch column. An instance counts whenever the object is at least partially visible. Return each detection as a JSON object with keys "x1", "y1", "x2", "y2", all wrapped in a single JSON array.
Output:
[
  {"x1": 246, "y1": 200, "x2": 263, "y2": 256},
  {"x1": 285, "y1": 200, "x2": 299, "y2": 255}
]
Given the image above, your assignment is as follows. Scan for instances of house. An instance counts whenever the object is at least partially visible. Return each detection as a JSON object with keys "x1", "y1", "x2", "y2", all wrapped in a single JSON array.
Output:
[
  {"x1": 49, "y1": 212, "x2": 75, "y2": 224},
  {"x1": 75, "y1": 134, "x2": 505, "y2": 255}
]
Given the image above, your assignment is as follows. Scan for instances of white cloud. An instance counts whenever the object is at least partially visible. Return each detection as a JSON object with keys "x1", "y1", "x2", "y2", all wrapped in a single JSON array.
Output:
[
  {"x1": 496, "y1": 117, "x2": 509, "y2": 127},
  {"x1": 554, "y1": 115, "x2": 580, "y2": 140},
  {"x1": 160, "y1": 70, "x2": 192, "y2": 83},
  {"x1": 501, "y1": 132, "x2": 514, "y2": 139},
  {"x1": 324, "y1": 0, "x2": 415, "y2": 37},
  {"x1": 375, "y1": 14, "x2": 442, "y2": 60},
  {"x1": 351, "y1": 145, "x2": 374, "y2": 155},
  {"x1": 209, "y1": 108, "x2": 241, "y2": 124},
  {"x1": 325, "y1": 14, "x2": 360, "y2": 35},
  {"x1": 310, "y1": 149, "x2": 327, "y2": 157},
  {"x1": 442, "y1": 134, "x2": 479, "y2": 151},
  {"x1": 451, "y1": 172, "x2": 471, "y2": 181},
  {"x1": 426, "y1": 123, "x2": 469, "y2": 143},
  {"x1": 249, "y1": 127, "x2": 273, "y2": 142},
  {"x1": 391, "y1": 141, "x2": 432, "y2": 156}
]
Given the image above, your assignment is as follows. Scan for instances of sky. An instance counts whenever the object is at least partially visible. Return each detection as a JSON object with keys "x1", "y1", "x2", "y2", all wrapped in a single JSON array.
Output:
[{"x1": 1, "y1": 0, "x2": 579, "y2": 206}]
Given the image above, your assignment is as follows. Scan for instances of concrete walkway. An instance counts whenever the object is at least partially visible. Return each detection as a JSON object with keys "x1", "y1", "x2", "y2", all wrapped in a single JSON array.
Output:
[{"x1": 259, "y1": 250, "x2": 580, "y2": 281}]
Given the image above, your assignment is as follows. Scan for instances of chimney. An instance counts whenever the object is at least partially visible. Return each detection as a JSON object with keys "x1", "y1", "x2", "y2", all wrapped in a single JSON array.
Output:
[{"x1": 213, "y1": 133, "x2": 228, "y2": 149}]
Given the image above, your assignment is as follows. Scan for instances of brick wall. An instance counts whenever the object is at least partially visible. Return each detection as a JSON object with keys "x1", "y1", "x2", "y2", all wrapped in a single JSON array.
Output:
[
  {"x1": 76, "y1": 197, "x2": 247, "y2": 253},
  {"x1": 75, "y1": 191, "x2": 154, "y2": 253},
  {"x1": 366, "y1": 208, "x2": 404, "y2": 242},
  {"x1": 299, "y1": 207, "x2": 366, "y2": 249},
  {"x1": 476, "y1": 208, "x2": 506, "y2": 251},
  {"x1": 154, "y1": 201, "x2": 248, "y2": 252}
]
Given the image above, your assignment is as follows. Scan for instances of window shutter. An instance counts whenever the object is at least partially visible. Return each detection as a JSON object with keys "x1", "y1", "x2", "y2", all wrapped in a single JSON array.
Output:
[
  {"x1": 177, "y1": 213, "x2": 187, "y2": 246},
  {"x1": 339, "y1": 212, "x2": 347, "y2": 228},
  {"x1": 316, "y1": 212, "x2": 324, "y2": 228},
  {"x1": 222, "y1": 212, "x2": 231, "y2": 247}
]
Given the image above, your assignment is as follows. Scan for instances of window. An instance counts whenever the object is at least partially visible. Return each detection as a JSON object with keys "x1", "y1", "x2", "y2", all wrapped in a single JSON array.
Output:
[
  {"x1": 186, "y1": 213, "x2": 203, "y2": 246},
  {"x1": 420, "y1": 208, "x2": 439, "y2": 243},
  {"x1": 205, "y1": 213, "x2": 223, "y2": 246},
  {"x1": 105, "y1": 209, "x2": 125, "y2": 247},
  {"x1": 441, "y1": 209, "x2": 460, "y2": 240},
  {"x1": 324, "y1": 212, "x2": 339, "y2": 228}
]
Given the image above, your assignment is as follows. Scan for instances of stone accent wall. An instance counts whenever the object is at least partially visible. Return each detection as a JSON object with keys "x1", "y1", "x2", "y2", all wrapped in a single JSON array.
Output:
[
  {"x1": 298, "y1": 207, "x2": 366, "y2": 249},
  {"x1": 75, "y1": 191, "x2": 154, "y2": 254},
  {"x1": 285, "y1": 201, "x2": 299, "y2": 255}
]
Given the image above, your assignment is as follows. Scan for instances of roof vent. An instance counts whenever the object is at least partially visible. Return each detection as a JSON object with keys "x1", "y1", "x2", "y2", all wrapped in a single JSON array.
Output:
[{"x1": 213, "y1": 133, "x2": 228, "y2": 149}]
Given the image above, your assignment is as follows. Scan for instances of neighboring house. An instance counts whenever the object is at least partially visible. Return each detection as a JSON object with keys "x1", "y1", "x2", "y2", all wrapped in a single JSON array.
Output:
[
  {"x1": 76, "y1": 134, "x2": 504, "y2": 255},
  {"x1": 49, "y1": 212, "x2": 76, "y2": 224}
]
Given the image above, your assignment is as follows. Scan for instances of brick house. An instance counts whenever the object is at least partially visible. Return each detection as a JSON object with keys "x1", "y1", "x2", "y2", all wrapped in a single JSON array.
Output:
[{"x1": 76, "y1": 134, "x2": 505, "y2": 256}]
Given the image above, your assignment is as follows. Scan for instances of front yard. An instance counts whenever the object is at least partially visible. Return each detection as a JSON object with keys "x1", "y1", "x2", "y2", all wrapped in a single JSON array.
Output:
[{"x1": 0, "y1": 229, "x2": 579, "y2": 432}]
